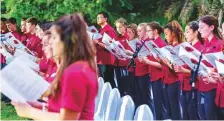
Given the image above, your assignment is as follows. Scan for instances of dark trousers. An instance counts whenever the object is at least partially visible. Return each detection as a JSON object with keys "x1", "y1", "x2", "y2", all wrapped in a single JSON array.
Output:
[
  {"x1": 1, "y1": 63, "x2": 6, "y2": 69},
  {"x1": 98, "y1": 64, "x2": 116, "y2": 88},
  {"x1": 163, "y1": 81, "x2": 182, "y2": 120},
  {"x1": 197, "y1": 89, "x2": 217, "y2": 120},
  {"x1": 152, "y1": 79, "x2": 168, "y2": 120},
  {"x1": 135, "y1": 74, "x2": 154, "y2": 115},
  {"x1": 114, "y1": 66, "x2": 130, "y2": 96},
  {"x1": 216, "y1": 107, "x2": 224, "y2": 120},
  {"x1": 180, "y1": 90, "x2": 198, "y2": 120},
  {"x1": 127, "y1": 71, "x2": 136, "y2": 101}
]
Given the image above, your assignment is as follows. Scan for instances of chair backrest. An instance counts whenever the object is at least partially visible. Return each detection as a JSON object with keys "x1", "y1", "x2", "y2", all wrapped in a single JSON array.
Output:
[
  {"x1": 104, "y1": 88, "x2": 121, "y2": 120},
  {"x1": 94, "y1": 82, "x2": 112, "y2": 120},
  {"x1": 116, "y1": 95, "x2": 135, "y2": 120},
  {"x1": 97, "y1": 77, "x2": 104, "y2": 96},
  {"x1": 134, "y1": 104, "x2": 154, "y2": 121},
  {"x1": 94, "y1": 77, "x2": 104, "y2": 112}
]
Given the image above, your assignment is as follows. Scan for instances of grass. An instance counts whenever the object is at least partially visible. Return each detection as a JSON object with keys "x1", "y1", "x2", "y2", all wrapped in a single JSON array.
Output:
[{"x1": 1, "y1": 101, "x2": 28, "y2": 120}]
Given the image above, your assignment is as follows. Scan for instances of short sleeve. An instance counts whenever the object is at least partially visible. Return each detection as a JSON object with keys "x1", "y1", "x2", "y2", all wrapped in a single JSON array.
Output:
[
  {"x1": 39, "y1": 59, "x2": 48, "y2": 73},
  {"x1": 61, "y1": 70, "x2": 87, "y2": 112}
]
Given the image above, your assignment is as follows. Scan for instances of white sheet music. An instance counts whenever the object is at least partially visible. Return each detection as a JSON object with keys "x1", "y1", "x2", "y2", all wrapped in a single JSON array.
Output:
[
  {"x1": 15, "y1": 56, "x2": 39, "y2": 71},
  {"x1": 105, "y1": 40, "x2": 131, "y2": 60},
  {"x1": 205, "y1": 52, "x2": 224, "y2": 68},
  {"x1": 215, "y1": 60, "x2": 224, "y2": 76},
  {"x1": 87, "y1": 26, "x2": 99, "y2": 33},
  {"x1": 145, "y1": 41, "x2": 162, "y2": 59},
  {"x1": 179, "y1": 42, "x2": 201, "y2": 58},
  {"x1": 14, "y1": 49, "x2": 37, "y2": 62},
  {"x1": 87, "y1": 31, "x2": 102, "y2": 41},
  {"x1": 0, "y1": 58, "x2": 50, "y2": 102},
  {"x1": 0, "y1": 43, "x2": 14, "y2": 64},
  {"x1": 102, "y1": 33, "x2": 114, "y2": 46},
  {"x1": 128, "y1": 39, "x2": 151, "y2": 57},
  {"x1": 1, "y1": 32, "x2": 34, "y2": 55},
  {"x1": 158, "y1": 45, "x2": 185, "y2": 66},
  {"x1": 178, "y1": 46, "x2": 210, "y2": 76}
]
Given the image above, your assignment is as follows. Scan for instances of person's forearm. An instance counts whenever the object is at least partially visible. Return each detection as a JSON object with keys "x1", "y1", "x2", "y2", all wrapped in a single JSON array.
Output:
[
  {"x1": 181, "y1": 67, "x2": 191, "y2": 74},
  {"x1": 145, "y1": 60, "x2": 162, "y2": 68},
  {"x1": 29, "y1": 107, "x2": 61, "y2": 120}
]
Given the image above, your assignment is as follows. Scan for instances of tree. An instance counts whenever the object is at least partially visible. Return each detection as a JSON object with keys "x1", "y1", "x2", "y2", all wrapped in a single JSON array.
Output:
[{"x1": 164, "y1": 0, "x2": 224, "y2": 26}]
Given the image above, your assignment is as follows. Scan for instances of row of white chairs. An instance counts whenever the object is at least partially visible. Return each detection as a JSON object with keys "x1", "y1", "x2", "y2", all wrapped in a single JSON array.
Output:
[{"x1": 94, "y1": 77, "x2": 154, "y2": 121}]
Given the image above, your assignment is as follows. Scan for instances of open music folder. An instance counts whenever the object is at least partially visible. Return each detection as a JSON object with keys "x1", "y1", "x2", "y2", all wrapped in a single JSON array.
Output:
[{"x1": 0, "y1": 57, "x2": 50, "y2": 103}]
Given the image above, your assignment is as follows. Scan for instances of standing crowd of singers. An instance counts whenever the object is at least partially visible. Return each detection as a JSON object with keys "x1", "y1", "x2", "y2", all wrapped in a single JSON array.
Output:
[{"x1": 1, "y1": 12, "x2": 224, "y2": 120}]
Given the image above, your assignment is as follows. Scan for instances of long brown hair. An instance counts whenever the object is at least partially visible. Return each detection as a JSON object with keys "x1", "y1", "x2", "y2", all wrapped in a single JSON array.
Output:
[
  {"x1": 127, "y1": 23, "x2": 138, "y2": 39},
  {"x1": 46, "y1": 13, "x2": 96, "y2": 96},
  {"x1": 187, "y1": 21, "x2": 204, "y2": 44},
  {"x1": 147, "y1": 21, "x2": 164, "y2": 35},
  {"x1": 199, "y1": 15, "x2": 223, "y2": 40},
  {"x1": 164, "y1": 20, "x2": 184, "y2": 44}
]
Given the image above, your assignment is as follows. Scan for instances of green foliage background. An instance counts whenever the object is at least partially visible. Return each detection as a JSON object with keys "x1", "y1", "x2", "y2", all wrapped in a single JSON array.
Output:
[{"x1": 1, "y1": 0, "x2": 223, "y2": 30}]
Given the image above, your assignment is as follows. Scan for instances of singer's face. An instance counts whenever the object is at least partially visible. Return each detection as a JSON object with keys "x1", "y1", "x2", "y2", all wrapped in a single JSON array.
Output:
[
  {"x1": 185, "y1": 25, "x2": 197, "y2": 43},
  {"x1": 127, "y1": 28, "x2": 135, "y2": 40},
  {"x1": 164, "y1": 28, "x2": 173, "y2": 44},
  {"x1": 198, "y1": 21, "x2": 214, "y2": 39},
  {"x1": 42, "y1": 35, "x2": 53, "y2": 59},
  {"x1": 115, "y1": 22, "x2": 126, "y2": 35},
  {"x1": 137, "y1": 26, "x2": 146, "y2": 40},
  {"x1": 20, "y1": 20, "x2": 26, "y2": 33},
  {"x1": 146, "y1": 26, "x2": 154, "y2": 39},
  {"x1": 50, "y1": 25, "x2": 64, "y2": 61}
]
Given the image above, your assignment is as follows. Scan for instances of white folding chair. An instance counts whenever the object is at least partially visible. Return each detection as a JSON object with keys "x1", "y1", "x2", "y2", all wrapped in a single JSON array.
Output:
[
  {"x1": 95, "y1": 77, "x2": 105, "y2": 112},
  {"x1": 94, "y1": 82, "x2": 112, "y2": 120},
  {"x1": 134, "y1": 104, "x2": 154, "y2": 121},
  {"x1": 116, "y1": 95, "x2": 135, "y2": 120},
  {"x1": 104, "y1": 88, "x2": 121, "y2": 120}
]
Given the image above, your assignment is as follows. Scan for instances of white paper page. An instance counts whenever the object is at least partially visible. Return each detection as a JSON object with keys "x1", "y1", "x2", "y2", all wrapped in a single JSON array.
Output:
[
  {"x1": 179, "y1": 46, "x2": 209, "y2": 76},
  {"x1": 87, "y1": 31, "x2": 102, "y2": 41},
  {"x1": 4, "y1": 35, "x2": 34, "y2": 55},
  {"x1": 0, "y1": 78, "x2": 26, "y2": 102},
  {"x1": 215, "y1": 60, "x2": 224, "y2": 76},
  {"x1": 87, "y1": 26, "x2": 99, "y2": 33},
  {"x1": 0, "y1": 43, "x2": 14, "y2": 63},
  {"x1": 106, "y1": 44, "x2": 126, "y2": 60},
  {"x1": 112, "y1": 41, "x2": 131, "y2": 59},
  {"x1": 0, "y1": 59, "x2": 50, "y2": 102},
  {"x1": 180, "y1": 42, "x2": 201, "y2": 58},
  {"x1": 145, "y1": 41, "x2": 160, "y2": 59},
  {"x1": 14, "y1": 49, "x2": 37, "y2": 62},
  {"x1": 102, "y1": 33, "x2": 113, "y2": 46},
  {"x1": 128, "y1": 38, "x2": 140, "y2": 51},
  {"x1": 15, "y1": 56, "x2": 39, "y2": 71},
  {"x1": 159, "y1": 46, "x2": 185, "y2": 66},
  {"x1": 205, "y1": 52, "x2": 224, "y2": 67},
  {"x1": 128, "y1": 39, "x2": 151, "y2": 57}
]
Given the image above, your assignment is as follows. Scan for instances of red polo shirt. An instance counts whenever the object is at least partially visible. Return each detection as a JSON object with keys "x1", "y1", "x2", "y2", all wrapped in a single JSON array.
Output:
[
  {"x1": 48, "y1": 61, "x2": 98, "y2": 120},
  {"x1": 180, "y1": 41, "x2": 204, "y2": 91},
  {"x1": 11, "y1": 31, "x2": 21, "y2": 40},
  {"x1": 148, "y1": 37, "x2": 166, "y2": 81},
  {"x1": 20, "y1": 33, "x2": 28, "y2": 45},
  {"x1": 39, "y1": 58, "x2": 48, "y2": 73},
  {"x1": 135, "y1": 39, "x2": 150, "y2": 76},
  {"x1": 162, "y1": 43, "x2": 179, "y2": 84},
  {"x1": 198, "y1": 36, "x2": 222, "y2": 92},
  {"x1": 1, "y1": 53, "x2": 6, "y2": 64},
  {"x1": 115, "y1": 33, "x2": 130, "y2": 67},
  {"x1": 96, "y1": 24, "x2": 116, "y2": 65},
  {"x1": 216, "y1": 82, "x2": 224, "y2": 108},
  {"x1": 26, "y1": 34, "x2": 43, "y2": 58},
  {"x1": 44, "y1": 59, "x2": 57, "y2": 83}
]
